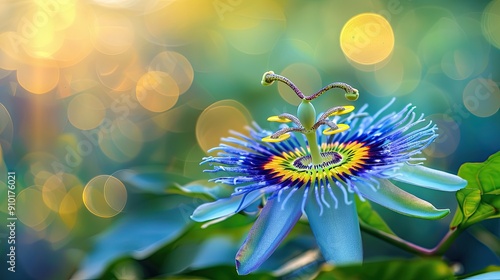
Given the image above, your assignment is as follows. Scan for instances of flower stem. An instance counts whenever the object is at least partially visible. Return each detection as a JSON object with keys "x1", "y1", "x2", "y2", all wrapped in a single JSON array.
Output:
[{"x1": 360, "y1": 221, "x2": 462, "y2": 257}]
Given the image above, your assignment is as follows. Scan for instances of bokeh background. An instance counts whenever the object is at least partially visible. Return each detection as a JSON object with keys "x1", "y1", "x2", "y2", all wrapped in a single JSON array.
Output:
[{"x1": 0, "y1": 0, "x2": 499, "y2": 279}]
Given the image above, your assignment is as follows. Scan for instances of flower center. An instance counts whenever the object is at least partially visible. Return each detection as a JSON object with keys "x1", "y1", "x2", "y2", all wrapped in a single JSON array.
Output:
[
  {"x1": 263, "y1": 141, "x2": 370, "y2": 185},
  {"x1": 260, "y1": 71, "x2": 359, "y2": 166},
  {"x1": 292, "y1": 151, "x2": 343, "y2": 170}
]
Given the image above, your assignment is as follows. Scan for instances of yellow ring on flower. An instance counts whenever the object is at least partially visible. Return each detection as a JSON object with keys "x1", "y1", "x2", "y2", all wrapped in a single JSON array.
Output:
[
  {"x1": 263, "y1": 141, "x2": 369, "y2": 184},
  {"x1": 323, "y1": 124, "x2": 350, "y2": 135},
  {"x1": 328, "y1": 105, "x2": 355, "y2": 116},
  {"x1": 262, "y1": 133, "x2": 290, "y2": 142},
  {"x1": 267, "y1": 116, "x2": 292, "y2": 123}
]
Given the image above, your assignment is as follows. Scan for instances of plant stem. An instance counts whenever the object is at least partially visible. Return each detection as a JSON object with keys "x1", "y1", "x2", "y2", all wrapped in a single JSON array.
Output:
[{"x1": 360, "y1": 222, "x2": 462, "y2": 257}]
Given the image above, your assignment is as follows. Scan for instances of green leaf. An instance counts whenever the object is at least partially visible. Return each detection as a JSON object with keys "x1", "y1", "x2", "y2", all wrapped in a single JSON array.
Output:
[
  {"x1": 355, "y1": 196, "x2": 395, "y2": 235},
  {"x1": 114, "y1": 167, "x2": 233, "y2": 202},
  {"x1": 73, "y1": 195, "x2": 198, "y2": 280},
  {"x1": 451, "y1": 151, "x2": 500, "y2": 229},
  {"x1": 150, "y1": 216, "x2": 315, "y2": 276},
  {"x1": 469, "y1": 225, "x2": 500, "y2": 256},
  {"x1": 114, "y1": 166, "x2": 190, "y2": 194},
  {"x1": 315, "y1": 258, "x2": 455, "y2": 280},
  {"x1": 97, "y1": 257, "x2": 145, "y2": 280},
  {"x1": 154, "y1": 214, "x2": 255, "y2": 275},
  {"x1": 161, "y1": 265, "x2": 277, "y2": 280},
  {"x1": 169, "y1": 179, "x2": 234, "y2": 200}
]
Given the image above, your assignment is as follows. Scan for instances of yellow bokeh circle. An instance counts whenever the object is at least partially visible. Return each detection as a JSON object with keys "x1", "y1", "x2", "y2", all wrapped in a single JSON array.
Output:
[
  {"x1": 59, "y1": 184, "x2": 83, "y2": 229},
  {"x1": 17, "y1": 186, "x2": 52, "y2": 229},
  {"x1": 278, "y1": 63, "x2": 322, "y2": 106},
  {"x1": 67, "y1": 93, "x2": 106, "y2": 130},
  {"x1": 98, "y1": 118, "x2": 143, "y2": 163},
  {"x1": 42, "y1": 175, "x2": 67, "y2": 212},
  {"x1": 463, "y1": 78, "x2": 500, "y2": 117},
  {"x1": 17, "y1": 62, "x2": 60, "y2": 94},
  {"x1": 83, "y1": 175, "x2": 127, "y2": 218},
  {"x1": 356, "y1": 47, "x2": 422, "y2": 97},
  {"x1": 148, "y1": 51, "x2": 194, "y2": 95},
  {"x1": 423, "y1": 114, "x2": 460, "y2": 158},
  {"x1": 0, "y1": 103, "x2": 13, "y2": 150},
  {"x1": 136, "y1": 71, "x2": 179, "y2": 112},
  {"x1": 196, "y1": 100, "x2": 251, "y2": 154},
  {"x1": 482, "y1": 0, "x2": 500, "y2": 49},
  {"x1": 340, "y1": 13, "x2": 395, "y2": 65},
  {"x1": 92, "y1": 12, "x2": 134, "y2": 55}
]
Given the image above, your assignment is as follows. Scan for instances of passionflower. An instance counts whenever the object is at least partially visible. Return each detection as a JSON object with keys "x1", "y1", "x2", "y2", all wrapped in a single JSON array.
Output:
[{"x1": 191, "y1": 71, "x2": 467, "y2": 275}]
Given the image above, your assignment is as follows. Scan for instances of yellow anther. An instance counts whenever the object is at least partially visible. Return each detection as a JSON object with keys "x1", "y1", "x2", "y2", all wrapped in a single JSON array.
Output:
[
  {"x1": 323, "y1": 123, "x2": 350, "y2": 135},
  {"x1": 262, "y1": 133, "x2": 291, "y2": 143},
  {"x1": 267, "y1": 116, "x2": 292, "y2": 123},
  {"x1": 328, "y1": 105, "x2": 355, "y2": 117}
]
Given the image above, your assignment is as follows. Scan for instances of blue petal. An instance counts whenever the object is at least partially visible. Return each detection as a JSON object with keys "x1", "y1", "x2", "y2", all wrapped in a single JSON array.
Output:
[
  {"x1": 463, "y1": 271, "x2": 500, "y2": 280},
  {"x1": 236, "y1": 187, "x2": 304, "y2": 275},
  {"x1": 392, "y1": 164, "x2": 467, "y2": 191},
  {"x1": 191, "y1": 191, "x2": 262, "y2": 222},
  {"x1": 356, "y1": 179, "x2": 450, "y2": 219},
  {"x1": 304, "y1": 187, "x2": 362, "y2": 265}
]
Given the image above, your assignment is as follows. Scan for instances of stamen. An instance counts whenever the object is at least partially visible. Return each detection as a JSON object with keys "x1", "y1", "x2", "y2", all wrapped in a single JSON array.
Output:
[
  {"x1": 328, "y1": 105, "x2": 355, "y2": 116},
  {"x1": 267, "y1": 116, "x2": 292, "y2": 123},
  {"x1": 262, "y1": 127, "x2": 306, "y2": 142},
  {"x1": 267, "y1": 113, "x2": 302, "y2": 127},
  {"x1": 262, "y1": 133, "x2": 291, "y2": 143},
  {"x1": 323, "y1": 123, "x2": 350, "y2": 135}
]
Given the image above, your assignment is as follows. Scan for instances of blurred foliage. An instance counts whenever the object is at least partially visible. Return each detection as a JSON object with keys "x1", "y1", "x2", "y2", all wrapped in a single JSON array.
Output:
[
  {"x1": 73, "y1": 151, "x2": 500, "y2": 279},
  {"x1": 74, "y1": 195, "x2": 197, "y2": 279},
  {"x1": 316, "y1": 259, "x2": 455, "y2": 280}
]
